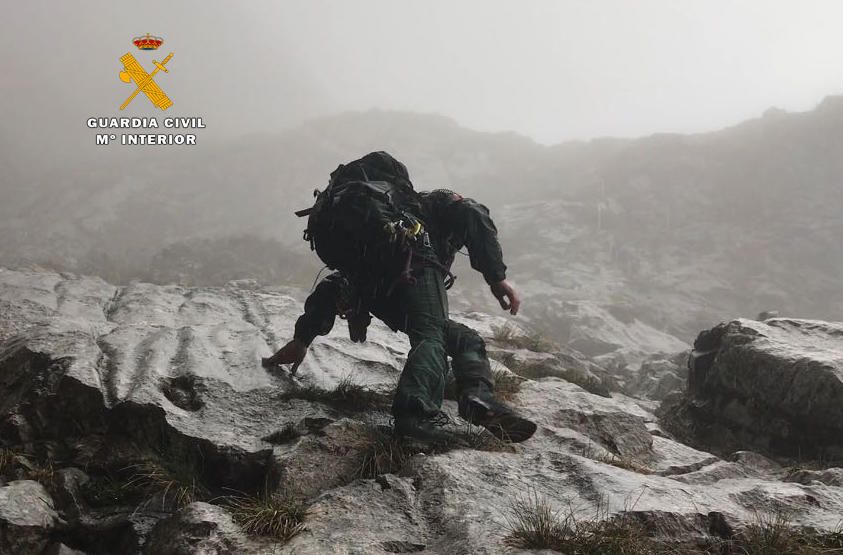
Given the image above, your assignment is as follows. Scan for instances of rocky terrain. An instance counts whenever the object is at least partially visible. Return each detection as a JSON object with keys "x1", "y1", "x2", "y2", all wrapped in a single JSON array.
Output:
[{"x1": 1, "y1": 267, "x2": 842, "y2": 554}]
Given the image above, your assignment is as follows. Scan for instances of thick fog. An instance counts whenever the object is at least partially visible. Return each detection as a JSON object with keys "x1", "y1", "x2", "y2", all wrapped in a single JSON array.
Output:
[
  {"x1": 3, "y1": 0, "x2": 843, "y2": 169},
  {"x1": 2, "y1": 1, "x2": 843, "y2": 338}
]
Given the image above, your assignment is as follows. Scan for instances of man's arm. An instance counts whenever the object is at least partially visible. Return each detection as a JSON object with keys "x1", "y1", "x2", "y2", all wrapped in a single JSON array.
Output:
[
  {"x1": 442, "y1": 197, "x2": 520, "y2": 315},
  {"x1": 293, "y1": 272, "x2": 343, "y2": 345},
  {"x1": 443, "y1": 198, "x2": 507, "y2": 284},
  {"x1": 263, "y1": 272, "x2": 342, "y2": 372}
]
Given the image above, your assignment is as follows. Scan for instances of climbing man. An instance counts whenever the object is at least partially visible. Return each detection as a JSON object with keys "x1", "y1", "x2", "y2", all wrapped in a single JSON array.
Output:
[{"x1": 264, "y1": 152, "x2": 536, "y2": 442}]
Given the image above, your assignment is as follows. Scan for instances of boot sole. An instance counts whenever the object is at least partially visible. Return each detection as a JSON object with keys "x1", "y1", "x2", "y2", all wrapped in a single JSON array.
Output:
[
  {"x1": 460, "y1": 397, "x2": 538, "y2": 443},
  {"x1": 481, "y1": 414, "x2": 537, "y2": 443}
]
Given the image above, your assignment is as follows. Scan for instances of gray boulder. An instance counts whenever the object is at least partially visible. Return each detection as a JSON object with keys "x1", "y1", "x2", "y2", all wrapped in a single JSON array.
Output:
[
  {"x1": 0, "y1": 480, "x2": 59, "y2": 554},
  {"x1": 627, "y1": 351, "x2": 689, "y2": 401},
  {"x1": 665, "y1": 318, "x2": 843, "y2": 458},
  {"x1": 144, "y1": 502, "x2": 249, "y2": 554}
]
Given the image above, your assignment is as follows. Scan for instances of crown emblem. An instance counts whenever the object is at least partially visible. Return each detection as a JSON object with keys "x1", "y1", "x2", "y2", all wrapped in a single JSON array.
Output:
[{"x1": 133, "y1": 33, "x2": 164, "y2": 51}]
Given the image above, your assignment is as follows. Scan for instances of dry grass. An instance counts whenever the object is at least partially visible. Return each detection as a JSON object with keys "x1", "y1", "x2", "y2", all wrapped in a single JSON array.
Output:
[
  {"x1": 511, "y1": 359, "x2": 611, "y2": 397},
  {"x1": 443, "y1": 366, "x2": 524, "y2": 403},
  {"x1": 356, "y1": 420, "x2": 513, "y2": 480},
  {"x1": 503, "y1": 490, "x2": 843, "y2": 555},
  {"x1": 737, "y1": 509, "x2": 802, "y2": 554},
  {"x1": 263, "y1": 423, "x2": 302, "y2": 444},
  {"x1": 82, "y1": 472, "x2": 145, "y2": 507},
  {"x1": 0, "y1": 448, "x2": 13, "y2": 475},
  {"x1": 26, "y1": 460, "x2": 57, "y2": 486},
  {"x1": 4, "y1": 450, "x2": 59, "y2": 489},
  {"x1": 357, "y1": 426, "x2": 417, "y2": 479},
  {"x1": 707, "y1": 510, "x2": 843, "y2": 555},
  {"x1": 491, "y1": 322, "x2": 519, "y2": 344},
  {"x1": 227, "y1": 489, "x2": 307, "y2": 542},
  {"x1": 504, "y1": 491, "x2": 661, "y2": 554},
  {"x1": 491, "y1": 368, "x2": 524, "y2": 401},
  {"x1": 123, "y1": 458, "x2": 207, "y2": 509},
  {"x1": 281, "y1": 376, "x2": 392, "y2": 412},
  {"x1": 461, "y1": 423, "x2": 516, "y2": 453},
  {"x1": 491, "y1": 323, "x2": 555, "y2": 352}
]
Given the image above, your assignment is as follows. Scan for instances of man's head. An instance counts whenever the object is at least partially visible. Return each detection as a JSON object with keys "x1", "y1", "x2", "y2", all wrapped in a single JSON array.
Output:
[{"x1": 330, "y1": 151, "x2": 412, "y2": 188}]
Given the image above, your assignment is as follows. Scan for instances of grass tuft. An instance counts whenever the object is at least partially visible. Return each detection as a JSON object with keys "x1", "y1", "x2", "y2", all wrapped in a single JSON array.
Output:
[
  {"x1": 281, "y1": 377, "x2": 393, "y2": 412},
  {"x1": 510, "y1": 359, "x2": 611, "y2": 397},
  {"x1": 504, "y1": 491, "x2": 660, "y2": 554},
  {"x1": 0, "y1": 448, "x2": 14, "y2": 476},
  {"x1": 490, "y1": 368, "x2": 524, "y2": 401},
  {"x1": 356, "y1": 421, "x2": 512, "y2": 480},
  {"x1": 4, "y1": 450, "x2": 59, "y2": 490},
  {"x1": 444, "y1": 368, "x2": 524, "y2": 403},
  {"x1": 491, "y1": 323, "x2": 555, "y2": 352},
  {"x1": 357, "y1": 426, "x2": 417, "y2": 479},
  {"x1": 123, "y1": 458, "x2": 207, "y2": 509},
  {"x1": 26, "y1": 459, "x2": 57, "y2": 487},
  {"x1": 82, "y1": 472, "x2": 146, "y2": 507},
  {"x1": 461, "y1": 423, "x2": 515, "y2": 453},
  {"x1": 263, "y1": 423, "x2": 302, "y2": 444},
  {"x1": 715, "y1": 510, "x2": 843, "y2": 555},
  {"x1": 227, "y1": 489, "x2": 307, "y2": 542}
]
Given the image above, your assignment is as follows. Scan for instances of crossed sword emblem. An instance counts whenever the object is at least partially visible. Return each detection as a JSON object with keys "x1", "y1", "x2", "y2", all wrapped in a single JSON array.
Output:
[{"x1": 118, "y1": 52, "x2": 174, "y2": 110}]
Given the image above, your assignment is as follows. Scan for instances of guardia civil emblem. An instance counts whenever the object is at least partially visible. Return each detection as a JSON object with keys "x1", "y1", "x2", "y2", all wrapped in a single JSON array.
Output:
[{"x1": 118, "y1": 34, "x2": 174, "y2": 110}]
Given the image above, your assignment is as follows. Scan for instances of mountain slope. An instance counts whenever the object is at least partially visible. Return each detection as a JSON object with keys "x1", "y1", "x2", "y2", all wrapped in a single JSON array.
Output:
[{"x1": 3, "y1": 99, "x2": 843, "y2": 348}]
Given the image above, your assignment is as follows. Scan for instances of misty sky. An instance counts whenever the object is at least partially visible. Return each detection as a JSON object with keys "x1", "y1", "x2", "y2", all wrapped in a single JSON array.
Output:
[{"x1": 2, "y1": 0, "x2": 843, "y2": 157}]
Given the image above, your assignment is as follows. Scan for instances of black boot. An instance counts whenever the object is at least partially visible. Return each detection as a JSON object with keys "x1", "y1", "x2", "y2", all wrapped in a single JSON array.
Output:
[
  {"x1": 393, "y1": 411, "x2": 456, "y2": 443},
  {"x1": 458, "y1": 394, "x2": 537, "y2": 443}
]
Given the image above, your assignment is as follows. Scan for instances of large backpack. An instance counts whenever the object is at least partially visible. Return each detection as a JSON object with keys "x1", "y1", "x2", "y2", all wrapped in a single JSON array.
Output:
[{"x1": 296, "y1": 153, "x2": 424, "y2": 279}]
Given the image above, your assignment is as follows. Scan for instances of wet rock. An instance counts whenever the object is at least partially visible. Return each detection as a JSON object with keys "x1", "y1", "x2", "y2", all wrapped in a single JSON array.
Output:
[
  {"x1": 628, "y1": 351, "x2": 689, "y2": 401},
  {"x1": 161, "y1": 374, "x2": 206, "y2": 411},
  {"x1": 0, "y1": 480, "x2": 58, "y2": 554},
  {"x1": 784, "y1": 467, "x2": 843, "y2": 487},
  {"x1": 555, "y1": 409, "x2": 653, "y2": 460},
  {"x1": 52, "y1": 467, "x2": 90, "y2": 520},
  {"x1": 280, "y1": 477, "x2": 425, "y2": 555},
  {"x1": 2, "y1": 269, "x2": 843, "y2": 552},
  {"x1": 730, "y1": 451, "x2": 783, "y2": 476},
  {"x1": 492, "y1": 348, "x2": 614, "y2": 397},
  {"x1": 274, "y1": 419, "x2": 373, "y2": 500},
  {"x1": 516, "y1": 378, "x2": 655, "y2": 461},
  {"x1": 144, "y1": 502, "x2": 249, "y2": 554},
  {"x1": 664, "y1": 318, "x2": 843, "y2": 459}
]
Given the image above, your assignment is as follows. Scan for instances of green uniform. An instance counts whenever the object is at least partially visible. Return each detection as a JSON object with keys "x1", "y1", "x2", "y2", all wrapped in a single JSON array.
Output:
[{"x1": 293, "y1": 190, "x2": 507, "y2": 419}]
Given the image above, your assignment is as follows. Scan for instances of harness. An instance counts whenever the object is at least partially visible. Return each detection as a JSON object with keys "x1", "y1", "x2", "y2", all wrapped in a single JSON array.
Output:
[{"x1": 383, "y1": 215, "x2": 457, "y2": 297}]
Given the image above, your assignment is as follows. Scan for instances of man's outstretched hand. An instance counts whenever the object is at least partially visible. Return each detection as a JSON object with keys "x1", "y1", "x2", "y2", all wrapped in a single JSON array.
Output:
[
  {"x1": 490, "y1": 280, "x2": 521, "y2": 316},
  {"x1": 262, "y1": 339, "x2": 308, "y2": 374}
]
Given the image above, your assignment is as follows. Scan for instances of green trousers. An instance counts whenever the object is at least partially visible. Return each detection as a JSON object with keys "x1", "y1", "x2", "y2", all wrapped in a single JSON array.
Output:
[{"x1": 380, "y1": 264, "x2": 494, "y2": 418}]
